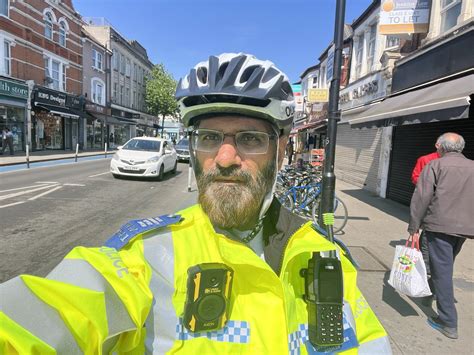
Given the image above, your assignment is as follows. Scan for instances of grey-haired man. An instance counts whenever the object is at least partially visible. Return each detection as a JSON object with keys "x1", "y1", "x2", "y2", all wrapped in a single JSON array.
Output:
[{"x1": 408, "y1": 132, "x2": 473, "y2": 339}]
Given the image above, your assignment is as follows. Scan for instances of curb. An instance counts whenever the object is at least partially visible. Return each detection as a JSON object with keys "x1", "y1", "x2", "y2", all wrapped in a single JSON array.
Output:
[{"x1": 0, "y1": 152, "x2": 113, "y2": 167}]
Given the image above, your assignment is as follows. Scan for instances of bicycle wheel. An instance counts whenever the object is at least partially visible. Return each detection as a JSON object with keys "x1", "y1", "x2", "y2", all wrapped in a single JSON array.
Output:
[
  {"x1": 311, "y1": 196, "x2": 348, "y2": 234},
  {"x1": 278, "y1": 190, "x2": 294, "y2": 212}
]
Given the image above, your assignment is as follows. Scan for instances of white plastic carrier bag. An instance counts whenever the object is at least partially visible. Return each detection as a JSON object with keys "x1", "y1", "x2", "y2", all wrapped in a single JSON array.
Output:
[{"x1": 388, "y1": 236, "x2": 432, "y2": 298}]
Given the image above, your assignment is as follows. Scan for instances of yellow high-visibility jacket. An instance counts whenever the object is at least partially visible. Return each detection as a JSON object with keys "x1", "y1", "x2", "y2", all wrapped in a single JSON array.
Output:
[{"x1": 1, "y1": 203, "x2": 391, "y2": 354}]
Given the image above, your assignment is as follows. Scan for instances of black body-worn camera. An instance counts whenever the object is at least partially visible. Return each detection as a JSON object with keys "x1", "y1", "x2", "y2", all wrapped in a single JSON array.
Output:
[
  {"x1": 184, "y1": 263, "x2": 234, "y2": 332},
  {"x1": 302, "y1": 252, "x2": 344, "y2": 348}
]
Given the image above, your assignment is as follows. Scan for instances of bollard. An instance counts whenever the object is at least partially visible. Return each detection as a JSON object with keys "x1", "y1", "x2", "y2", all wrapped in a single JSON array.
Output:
[
  {"x1": 187, "y1": 161, "x2": 193, "y2": 192},
  {"x1": 75, "y1": 143, "x2": 79, "y2": 162},
  {"x1": 26, "y1": 144, "x2": 30, "y2": 169},
  {"x1": 105, "y1": 143, "x2": 108, "y2": 158}
]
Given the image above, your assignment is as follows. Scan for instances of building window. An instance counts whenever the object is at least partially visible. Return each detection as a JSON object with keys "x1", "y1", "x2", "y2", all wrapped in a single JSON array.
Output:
[
  {"x1": 132, "y1": 91, "x2": 136, "y2": 108},
  {"x1": 44, "y1": 12, "x2": 53, "y2": 40},
  {"x1": 441, "y1": 0, "x2": 462, "y2": 33},
  {"x1": 113, "y1": 83, "x2": 118, "y2": 103},
  {"x1": 311, "y1": 76, "x2": 318, "y2": 88},
  {"x1": 113, "y1": 49, "x2": 119, "y2": 71},
  {"x1": 126, "y1": 58, "x2": 131, "y2": 77},
  {"x1": 120, "y1": 54, "x2": 125, "y2": 74},
  {"x1": 120, "y1": 85, "x2": 124, "y2": 105},
  {"x1": 133, "y1": 63, "x2": 137, "y2": 81},
  {"x1": 92, "y1": 49, "x2": 103, "y2": 70},
  {"x1": 44, "y1": 57, "x2": 66, "y2": 91},
  {"x1": 125, "y1": 87, "x2": 130, "y2": 106},
  {"x1": 354, "y1": 34, "x2": 364, "y2": 79},
  {"x1": 1, "y1": 0, "x2": 9, "y2": 17},
  {"x1": 366, "y1": 25, "x2": 377, "y2": 71},
  {"x1": 386, "y1": 35, "x2": 400, "y2": 48},
  {"x1": 92, "y1": 79, "x2": 105, "y2": 105},
  {"x1": 3, "y1": 40, "x2": 11, "y2": 75},
  {"x1": 58, "y1": 21, "x2": 67, "y2": 47}
]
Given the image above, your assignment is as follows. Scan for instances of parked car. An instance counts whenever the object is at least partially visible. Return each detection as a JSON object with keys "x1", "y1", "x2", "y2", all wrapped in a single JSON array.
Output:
[
  {"x1": 110, "y1": 137, "x2": 177, "y2": 180},
  {"x1": 175, "y1": 138, "x2": 190, "y2": 162}
]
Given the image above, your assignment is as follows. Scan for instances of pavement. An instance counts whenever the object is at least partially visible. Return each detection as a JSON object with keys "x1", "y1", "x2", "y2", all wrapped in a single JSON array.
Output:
[
  {"x1": 0, "y1": 148, "x2": 114, "y2": 166},
  {"x1": 1, "y1": 153, "x2": 472, "y2": 354}
]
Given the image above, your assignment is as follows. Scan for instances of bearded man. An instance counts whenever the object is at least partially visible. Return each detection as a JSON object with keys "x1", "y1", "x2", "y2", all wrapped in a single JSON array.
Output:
[{"x1": 1, "y1": 53, "x2": 390, "y2": 354}]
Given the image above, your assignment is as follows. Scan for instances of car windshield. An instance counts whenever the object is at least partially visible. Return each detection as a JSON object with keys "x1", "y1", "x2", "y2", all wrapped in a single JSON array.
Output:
[
  {"x1": 122, "y1": 139, "x2": 161, "y2": 152},
  {"x1": 176, "y1": 139, "x2": 189, "y2": 148}
]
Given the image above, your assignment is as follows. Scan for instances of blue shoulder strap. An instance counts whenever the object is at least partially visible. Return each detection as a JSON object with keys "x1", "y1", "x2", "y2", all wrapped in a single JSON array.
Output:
[{"x1": 104, "y1": 214, "x2": 182, "y2": 250}]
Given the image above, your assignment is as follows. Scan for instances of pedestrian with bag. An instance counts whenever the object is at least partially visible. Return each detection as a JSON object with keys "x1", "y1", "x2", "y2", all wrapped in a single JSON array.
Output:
[
  {"x1": 408, "y1": 132, "x2": 473, "y2": 339},
  {"x1": 1, "y1": 53, "x2": 391, "y2": 353}
]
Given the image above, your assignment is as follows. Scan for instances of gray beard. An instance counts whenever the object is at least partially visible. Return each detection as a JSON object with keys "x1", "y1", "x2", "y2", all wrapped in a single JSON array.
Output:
[{"x1": 195, "y1": 159, "x2": 276, "y2": 230}]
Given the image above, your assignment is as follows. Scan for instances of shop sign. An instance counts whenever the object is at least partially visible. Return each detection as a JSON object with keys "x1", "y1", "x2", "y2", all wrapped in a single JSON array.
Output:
[
  {"x1": 86, "y1": 101, "x2": 108, "y2": 115},
  {"x1": 308, "y1": 89, "x2": 329, "y2": 103},
  {"x1": 339, "y1": 72, "x2": 386, "y2": 110},
  {"x1": 0, "y1": 79, "x2": 28, "y2": 100},
  {"x1": 111, "y1": 108, "x2": 137, "y2": 120},
  {"x1": 66, "y1": 95, "x2": 83, "y2": 110},
  {"x1": 326, "y1": 45, "x2": 335, "y2": 84},
  {"x1": 379, "y1": 0, "x2": 431, "y2": 35},
  {"x1": 35, "y1": 87, "x2": 67, "y2": 107}
]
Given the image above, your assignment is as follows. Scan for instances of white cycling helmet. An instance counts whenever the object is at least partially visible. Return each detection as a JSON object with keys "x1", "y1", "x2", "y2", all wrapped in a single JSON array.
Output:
[{"x1": 176, "y1": 53, "x2": 295, "y2": 134}]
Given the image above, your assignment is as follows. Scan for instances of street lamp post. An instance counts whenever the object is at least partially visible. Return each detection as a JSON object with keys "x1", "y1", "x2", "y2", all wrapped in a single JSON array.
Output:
[{"x1": 318, "y1": 0, "x2": 346, "y2": 245}]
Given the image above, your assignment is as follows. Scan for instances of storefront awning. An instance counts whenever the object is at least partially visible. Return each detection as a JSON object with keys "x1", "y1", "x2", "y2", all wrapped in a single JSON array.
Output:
[
  {"x1": 109, "y1": 116, "x2": 137, "y2": 125},
  {"x1": 349, "y1": 74, "x2": 473, "y2": 128},
  {"x1": 36, "y1": 104, "x2": 82, "y2": 119}
]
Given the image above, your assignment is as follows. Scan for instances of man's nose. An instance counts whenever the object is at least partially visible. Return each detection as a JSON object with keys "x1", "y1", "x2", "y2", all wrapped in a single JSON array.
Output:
[{"x1": 214, "y1": 137, "x2": 242, "y2": 168}]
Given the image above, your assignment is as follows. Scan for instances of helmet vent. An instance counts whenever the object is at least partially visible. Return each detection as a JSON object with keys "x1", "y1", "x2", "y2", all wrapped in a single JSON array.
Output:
[
  {"x1": 217, "y1": 62, "x2": 229, "y2": 83},
  {"x1": 197, "y1": 67, "x2": 208, "y2": 84},
  {"x1": 240, "y1": 65, "x2": 259, "y2": 83}
]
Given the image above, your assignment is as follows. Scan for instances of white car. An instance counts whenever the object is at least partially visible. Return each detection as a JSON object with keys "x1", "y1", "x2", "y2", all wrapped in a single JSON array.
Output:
[{"x1": 110, "y1": 137, "x2": 177, "y2": 180}]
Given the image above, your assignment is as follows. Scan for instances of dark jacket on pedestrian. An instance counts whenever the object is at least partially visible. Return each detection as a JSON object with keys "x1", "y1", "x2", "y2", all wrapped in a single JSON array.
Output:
[{"x1": 408, "y1": 152, "x2": 474, "y2": 238}]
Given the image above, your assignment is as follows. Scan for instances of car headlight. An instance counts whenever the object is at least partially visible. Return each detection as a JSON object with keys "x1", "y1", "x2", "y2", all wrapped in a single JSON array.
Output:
[
  {"x1": 147, "y1": 156, "x2": 160, "y2": 163},
  {"x1": 112, "y1": 153, "x2": 120, "y2": 161}
]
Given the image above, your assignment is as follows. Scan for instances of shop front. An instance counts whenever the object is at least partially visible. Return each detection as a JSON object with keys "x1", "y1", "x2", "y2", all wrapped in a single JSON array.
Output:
[
  {"x1": 32, "y1": 87, "x2": 84, "y2": 151},
  {"x1": 0, "y1": 78, "x2": 28, "y2": 153},
  {"x1": 110, "y1": 108, "x2": 137, "y2": 146},
  {"x1": 85, "y1": 102, "x2": 110, "y2": 150}
]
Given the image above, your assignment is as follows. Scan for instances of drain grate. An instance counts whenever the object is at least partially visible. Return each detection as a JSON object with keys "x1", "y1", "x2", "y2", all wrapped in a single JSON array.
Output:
[{"x1": 347, "y1": 246, "x2": 390, "y2": 272}]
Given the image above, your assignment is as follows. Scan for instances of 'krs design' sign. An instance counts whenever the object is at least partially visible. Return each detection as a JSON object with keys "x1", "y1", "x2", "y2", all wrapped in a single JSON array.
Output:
[{"x1": 379, "y1": 0, "x2": 431, "y2": 35}]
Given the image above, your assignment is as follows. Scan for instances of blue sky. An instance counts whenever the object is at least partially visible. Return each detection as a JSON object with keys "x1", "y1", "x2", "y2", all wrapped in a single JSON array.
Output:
[{"x1": 74, "y1": 0, "x2": 373, "y2": 83}]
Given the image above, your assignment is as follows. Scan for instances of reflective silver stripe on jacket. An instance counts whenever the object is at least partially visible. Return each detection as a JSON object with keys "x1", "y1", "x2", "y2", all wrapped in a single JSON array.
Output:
[
  {"x1": 47, "y1": 258, "x2": 136, "y2": 338},
  {"x1": 358, "y1": 335, "x2": 392, "y2": 355},
  {"x1": 143, "y1": 230, "x2": 177, "y2": 354},
  {"x1": 0, "y1": 277, "x2": 82, "y2": 353}
]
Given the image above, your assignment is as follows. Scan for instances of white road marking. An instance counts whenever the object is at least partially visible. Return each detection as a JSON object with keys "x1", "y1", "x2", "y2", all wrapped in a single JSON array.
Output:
[
  {"x1": 28, "y1": 186, "x2": 63, "y2": 200},
  {"x1": 35, "y1": 181, "x2": 59, "y2": 184},
  {"x1": 0, "y1": 184, "x2": 53, "y2": 193},
  {"x1": 0, "y1": 184, "x2": 59, "y2": 201},
  {"x1": 0, "y1": 201, "x2": 26, "y2": 209},
  {"x1": 63, "y1": 183, "x2": 86, "y2": 187},
  {"x1": 88, "y1": 172, "x2": 110, "y2": 178}
]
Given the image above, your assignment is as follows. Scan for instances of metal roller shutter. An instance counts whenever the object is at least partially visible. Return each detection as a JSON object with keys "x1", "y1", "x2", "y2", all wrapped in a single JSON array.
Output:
[
  {"x1": 335, "y1": 123, "x2": 382, "y2": 193},
  {"x1": 387, "y1": 118, "x2": 474, "y2": 206}
]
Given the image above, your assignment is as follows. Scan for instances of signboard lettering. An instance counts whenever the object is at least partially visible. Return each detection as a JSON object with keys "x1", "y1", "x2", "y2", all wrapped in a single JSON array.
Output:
[
  {"x1": 0, "y1": 79, "x2": 28, "y2": 100},
  {"x1": 379, "y1": 0, "x2": 431, "y2": 34},
  {"x1": 308, "y1": 89, "x2": 329, "y2": 103}
]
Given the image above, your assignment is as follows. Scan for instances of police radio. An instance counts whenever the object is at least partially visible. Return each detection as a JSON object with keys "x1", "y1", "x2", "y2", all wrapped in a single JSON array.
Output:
[
  {"x1": 184, "y1": 263, "x2": 233, "y2": 332},
  {"x1": 302, "y1": 252, "x2": 344, "y2": 349}
]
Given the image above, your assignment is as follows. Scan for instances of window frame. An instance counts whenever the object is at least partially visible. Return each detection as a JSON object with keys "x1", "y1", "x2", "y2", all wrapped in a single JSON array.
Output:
[
  {"x1": 120, "y1": 54, "x2": 125, "y2": 75},
  {"x1": 366, "y1": 24, "x2": 377, "y2": 71},
  {"x1": 125, "y1": 58, "x2": 131, "y2": 77},
  {"x1": 112, "y1": 49, "x2": 119, "y2": 71},
  {"x1": 3, "y1": 40, "x2": 11, "y2": 76},
  {"x1": 1, "y1": 0, "x2": 9, "y2": 17},
  {"x1": 44, "y1": 11, "x2": 54, "y2": 40},
  {"x1": 58, "y1": 20, "x2": 68, "y2": 47},
  {"x1": 440, "y1": 0, "x2": 463, "y2": 33},
  {"x1": 44, "y1": 55, "x2": 67, "y2": 92},
  {"x1": 92, "y1": 49, "x2": 103, "y2": 71},
  {"x1": 91, "y1": 78, "x2": 105, "y2": 105},
  {"x1": 354, "y1": 34, "x2": 364, "y2": 79}
]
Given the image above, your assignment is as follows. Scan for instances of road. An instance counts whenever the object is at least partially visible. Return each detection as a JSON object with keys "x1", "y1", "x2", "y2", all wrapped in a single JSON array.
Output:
[{"x1": 0, "y1": 159, "x2": 197, "y2": 282}]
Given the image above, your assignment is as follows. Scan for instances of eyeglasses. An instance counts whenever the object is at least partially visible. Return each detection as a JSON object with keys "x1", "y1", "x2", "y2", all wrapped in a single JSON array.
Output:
[{"x1": 191, "y1": 129, "x2": 277, "y2": 155}]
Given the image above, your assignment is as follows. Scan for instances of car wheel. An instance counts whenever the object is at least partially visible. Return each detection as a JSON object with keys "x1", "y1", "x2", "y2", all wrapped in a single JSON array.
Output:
[
  {"x1": 157, "y1": 164, "x2": 164, "y2": 181},
  {"x1": 172, "y1": 160, "x2": 178, "y2": 174}
]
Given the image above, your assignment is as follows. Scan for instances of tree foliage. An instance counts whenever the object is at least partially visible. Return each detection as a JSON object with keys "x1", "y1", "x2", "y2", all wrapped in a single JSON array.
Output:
[{"x1": 145, "y1": 64, "x2": 179, "y2": 120}]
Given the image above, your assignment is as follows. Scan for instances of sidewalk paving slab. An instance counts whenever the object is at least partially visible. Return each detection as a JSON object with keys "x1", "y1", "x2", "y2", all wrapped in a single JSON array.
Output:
[{"x1": 336, "y1": 180, "x2": 473, "y2": 355}]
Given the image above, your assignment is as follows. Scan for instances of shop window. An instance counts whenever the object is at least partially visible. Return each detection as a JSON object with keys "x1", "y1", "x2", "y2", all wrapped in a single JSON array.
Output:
[
  {"x1": 58, "y1": 20, "x2": 67, "y2": 47},
  {"x1": 1, "y1": 0, "x2": 8, "y2": 17},
  {"x1": 92, "y1": 49, "x2": 103, "y2": 70},
  {"x1": 441, "y1": 0, "x2": 462, "y2": 33},
  {"x1": 366, "y1": 25, "x2": 377, "y2": 71},
  {"x1": 44, "y1": 12, "x2": 54, "y2": 40},
  {"x1": 3, "y1": 40, "x2": 10, "y2": 75}
]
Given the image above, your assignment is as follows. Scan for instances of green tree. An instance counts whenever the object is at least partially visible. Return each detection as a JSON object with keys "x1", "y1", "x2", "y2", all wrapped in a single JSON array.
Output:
[{"x1": 145, "y1": 63, "x2": 179, "y2": 136}]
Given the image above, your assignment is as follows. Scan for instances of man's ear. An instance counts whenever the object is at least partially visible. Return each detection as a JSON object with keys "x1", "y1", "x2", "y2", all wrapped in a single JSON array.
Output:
[{"x1": 277, "y1": 135, "x2": 289, "y2": 170}]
